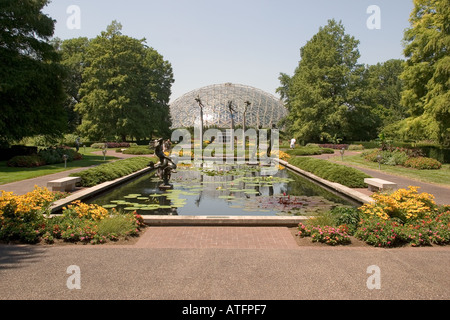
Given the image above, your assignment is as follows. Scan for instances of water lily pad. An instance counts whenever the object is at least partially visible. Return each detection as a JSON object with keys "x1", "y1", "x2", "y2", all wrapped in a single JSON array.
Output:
[
  {"x1": 218, "y1": 195, "x2": 236, "y2": 199},
  {"x1": 102, "y1": 204, "x2": 117, "y2": 209},
  {"x1": 244, "y1": 190, "x2": 260, "y2": 194},
  {"x1": 140, "y1": 207, "x2": 159, "y2": 211},
  {"x1": 124, "y1": 195, "x2": 139, "y2": 199}
]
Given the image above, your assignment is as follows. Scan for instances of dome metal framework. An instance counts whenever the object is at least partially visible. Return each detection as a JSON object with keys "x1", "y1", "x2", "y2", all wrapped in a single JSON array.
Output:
[{"x1": 169, "y1": 83, "x2": 287, "y2": 129}]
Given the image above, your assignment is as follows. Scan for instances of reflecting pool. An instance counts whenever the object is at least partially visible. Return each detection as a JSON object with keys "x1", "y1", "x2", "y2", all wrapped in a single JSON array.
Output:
[{"x1": 87, "y1": 163, "x2": 357, "y2": 216}]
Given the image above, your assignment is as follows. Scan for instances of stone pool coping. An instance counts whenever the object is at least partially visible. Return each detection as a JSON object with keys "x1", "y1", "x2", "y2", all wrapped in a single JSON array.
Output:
[
  {"x1": 49, "y1": 160, "x2": 373, "y2": 226},
  {"x1": 276, "y1": 159, "x2": 374, "y2": 205}
]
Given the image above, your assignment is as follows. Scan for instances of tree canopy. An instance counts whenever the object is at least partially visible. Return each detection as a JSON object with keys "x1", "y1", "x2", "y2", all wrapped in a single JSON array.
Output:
[
  {"x1": 72, "y1": 21, "x2": 174, "y2": 141},
  {"x1": 284, "y1": 19, "x2": 375, "y2": 143},
  {"x1": 400, "y1": 0, "x2": 450, "y2": 145},
  {"x1": 0, "y1": 0, "x2": 67, "y2": 146}
]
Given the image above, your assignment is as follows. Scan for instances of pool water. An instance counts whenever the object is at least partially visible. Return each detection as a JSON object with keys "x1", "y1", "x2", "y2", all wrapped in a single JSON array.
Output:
[{"x1": 87, "y1": 163, "x2": 356, "y2": 216}]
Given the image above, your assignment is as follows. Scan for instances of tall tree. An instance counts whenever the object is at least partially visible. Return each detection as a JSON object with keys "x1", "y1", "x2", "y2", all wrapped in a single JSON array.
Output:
[
  {"x1": 75, "y1": 21, "x2": 174, "y2": 141},
  {"x1": 55, "y1": 37, "x2": 90, "y2": 132},
  {"x1": 364, "y1": 59, "x2": 406, "y2": 129},
  {"x1": 286, "y1": 19, "x2": 368, "y2": 142},
  {"x1": 0, "y1": 0, "x2": 66, "y2": 145},
  {"x1": 400, "y1": 0, "x2": 450, "y2": 145}
]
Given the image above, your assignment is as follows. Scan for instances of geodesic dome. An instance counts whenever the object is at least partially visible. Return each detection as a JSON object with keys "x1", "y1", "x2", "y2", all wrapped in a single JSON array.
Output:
[{"x1": 169, "y1": 83, "x2": 287, "y2": 129}]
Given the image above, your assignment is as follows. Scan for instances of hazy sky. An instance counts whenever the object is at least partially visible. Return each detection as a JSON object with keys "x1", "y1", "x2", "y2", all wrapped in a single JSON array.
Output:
[{"x1": 43, "y1": 0, "x2": 415, "y2": 101}]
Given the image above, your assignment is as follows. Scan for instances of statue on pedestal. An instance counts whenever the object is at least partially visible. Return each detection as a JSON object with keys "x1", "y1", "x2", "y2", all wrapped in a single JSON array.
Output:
[{"x1": 148, "y1": 138, "x2": 177, "y2": 189}]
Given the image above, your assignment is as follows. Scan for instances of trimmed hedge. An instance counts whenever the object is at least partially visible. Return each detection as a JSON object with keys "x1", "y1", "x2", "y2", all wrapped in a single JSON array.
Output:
[
  {"x1": 90, "y1": 142, "x2": 139, "y2": 149},
  {"x1": 121, "y1": 146, "x2": 154, "y2": 155},
  {"x1": 418, "y1": 146, "x2": 450, "y2": 164},
  {"x1": 286, "y1": 147, "x2": 335, "y2": 156},
  {"x1": 288, "y1": 157, "x2": 372, "y2": 188},
  {"x1": 70, "y1": 157, "x2": 156, "y2": 187}
]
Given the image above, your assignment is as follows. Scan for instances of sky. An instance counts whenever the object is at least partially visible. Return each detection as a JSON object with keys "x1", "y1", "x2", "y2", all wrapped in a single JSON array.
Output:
[{"x1": 42, "y1": 0, "x2": 415, "y2": 102}]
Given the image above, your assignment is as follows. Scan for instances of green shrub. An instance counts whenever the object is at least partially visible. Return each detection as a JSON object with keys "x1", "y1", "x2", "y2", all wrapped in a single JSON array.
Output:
[
  {"x1": 383, "y1": 150, "x2": 409, "y2": 166},
  {"x1": 91, "y1": 143, "x2": 106, "y2": 149},
  {"x1": 122, "y1": 146, "x2": 154, "y2": 155},
  {"x1": 7, "y1": 155, "x2": 46, "y2": 167},
  {"x1": 38, "y1": 147, "x2": 82, "y2": 164},
  {"x1": 330, "y1": 206, "x2": 361, "y2": 235},
  {"x1": 351, "y1": 141, "x2": 379, "y2": 149},
  {"x1": 297, "y1": 223, "x2": 351, "y2": 246},
  {"x1": 286, "y1": 147, "x2": 335, "y2": 156},
  {"x1": 289, "y1": 157, "x2": 371, "y2": 188},
  {"x1": 418, "y1": 146, "x2": 450, "y2": 164},
  {"x1": 354, "y1": 217, "x2": 403, "y2": 247},
  {"x1": 403, "y1": 157, "x2": 442, "y2": 170},
  {"x1": 348, "y1": 144, "x2": 365, "y2": 151},
  {"x1": 70, "y1": 157, "x2": 154, "y2": 187}
]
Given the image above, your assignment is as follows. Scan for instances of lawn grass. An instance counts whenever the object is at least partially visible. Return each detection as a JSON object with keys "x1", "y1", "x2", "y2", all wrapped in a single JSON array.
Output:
[
  {"x1": 0, "y1": 148, "x2": 118, "y2": 185},
  {"x1": 329, "y1": 151, "x2": 450, "y2": 186}
]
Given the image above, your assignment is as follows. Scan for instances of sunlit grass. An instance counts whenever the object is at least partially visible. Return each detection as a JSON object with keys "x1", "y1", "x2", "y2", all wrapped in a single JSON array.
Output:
[
  {"x1": 0, "y1": 148, "x2": 118, "y2": 185},
  {"x1": 329, "y1": 152, "x2": 450, "y2": 186}
]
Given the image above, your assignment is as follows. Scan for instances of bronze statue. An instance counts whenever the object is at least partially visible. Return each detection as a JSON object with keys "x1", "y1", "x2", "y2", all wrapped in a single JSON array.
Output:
[{"x1": 148, "y1": 138, "x2": 177, "y2": 189}]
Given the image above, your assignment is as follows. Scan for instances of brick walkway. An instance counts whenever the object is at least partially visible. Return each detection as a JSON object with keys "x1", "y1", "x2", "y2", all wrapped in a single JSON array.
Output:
[{"x1": 134, "y1": 226, "x2": 299, "y2": 249}]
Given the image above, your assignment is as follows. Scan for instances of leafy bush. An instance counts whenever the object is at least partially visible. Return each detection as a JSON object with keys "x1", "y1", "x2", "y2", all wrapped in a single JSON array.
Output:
[
  {"x1": 286, "y1": 147, "x2": 335, "y2": 156},
  {"x1": 318, "y1": 144, "x2": 349, "y2": 150},
  {"x1": 297, "y1": 223, "x2": 351, "y2": 246},
  {"x1": 0, "y1": 187, "x2": 66, "y2": 243},
  {"x1": 354, "y1": 217, "x2": 403, "y2": 247},
  {"x1": 403, "y1": 157, "x2": 442, "y2": 170},
  {"x1": 397, "y1": 210, "x2": 450, "y2": 246},
  {"x1": 0, "y1": 188, "x2": 146, "y2": 245},
  {"x1": 7, "y1": 155, "x2": 46, "y2": 167},
  {"x1": 43, "y1": 208, "x2": 145, "y2": 245},
  {"x1": 38, "y1": 147, "x2": 82, "y2": 165},
  {"x1": 288, "y1": 157, "x2": 371, "y2": 188},
  {"x1": 70, "y1": 157, "x2": 154, "y2": 187},
  {"x1": 330, "y1": 206, "x2": 361, "y2": 235},
  {"x1": 359, "y1": 186, "x2": 436, "y2": 222},
  {"x1": 91, "y1": 142, "x2": 138, "y2": 149},
  {"x1": 6, "y1": 147, "x2": 82, "y2": 168},
  {"x1": 383, "y1": 150, "x2": 409, "y2": 166},
  {"x1": 122, "y1": 146, "x2": 154, "y2": 155},
  {"x1": 91, "y1": 143, "x2": 107, "y2": 149},
  {"x1": 348, "y1": 144, "x2": 365, "y2": 151},
  {"x1": 362, "y1": 147, "x2": 441, "y2": 170},
  {"x1": 354, "y1": 208, "x2": 450, "y2": 247}
]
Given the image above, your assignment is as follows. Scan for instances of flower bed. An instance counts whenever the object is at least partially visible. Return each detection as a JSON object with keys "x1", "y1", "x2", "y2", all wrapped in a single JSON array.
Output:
[
  {"x1": 362, "y1": 148, "x2": 442, "y2": 170},
  {"x1": 297, "y1": 186, "x2": 450, "y2": 247},
  {"x1": 0, "y1": 187, "x2": 145, "y2": 245}
]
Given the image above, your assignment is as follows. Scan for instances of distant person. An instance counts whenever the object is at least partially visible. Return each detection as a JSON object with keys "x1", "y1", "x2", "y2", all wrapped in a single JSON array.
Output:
[
  {"x1": 290, "y1": 138, "x2": 296, "y2": 149},
  {"x1": 75, "y1": 137, "x2": 80, "y2": 152}
]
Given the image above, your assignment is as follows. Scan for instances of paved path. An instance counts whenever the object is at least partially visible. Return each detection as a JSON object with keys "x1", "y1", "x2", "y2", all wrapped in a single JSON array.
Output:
[
  {"x1": 0, "y1": 150, "x2": 154, "y2": 195},
  {"x1": 310, "y1": 151, "x2": 450, "y2": 205},
  {"x1": 0, "y1": 238, "x2": 448, "y2": 300}
]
